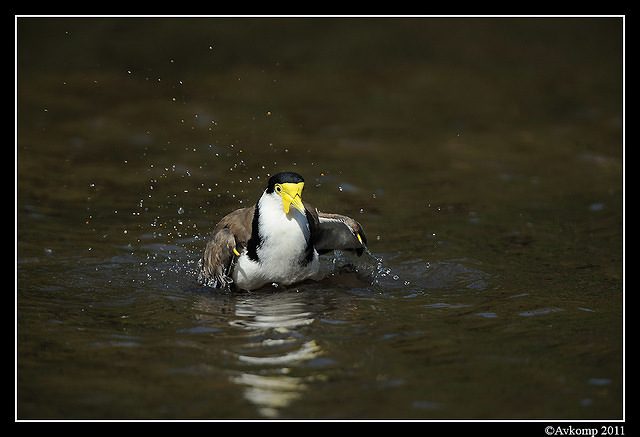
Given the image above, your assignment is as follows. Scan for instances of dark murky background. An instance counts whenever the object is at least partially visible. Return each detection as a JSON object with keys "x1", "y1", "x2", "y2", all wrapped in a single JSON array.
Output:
[{"x1": 17, "y1": 17, "x2": 623, "y2": 420}]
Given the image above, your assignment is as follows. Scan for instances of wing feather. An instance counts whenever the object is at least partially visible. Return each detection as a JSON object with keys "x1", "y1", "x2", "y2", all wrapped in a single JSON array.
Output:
[
  {"x1": 197, "y1": 206, "x2": 254, "y2": 289},
  {"x1": 307, "y1": 204, "x2": 367, "y2": 255}
]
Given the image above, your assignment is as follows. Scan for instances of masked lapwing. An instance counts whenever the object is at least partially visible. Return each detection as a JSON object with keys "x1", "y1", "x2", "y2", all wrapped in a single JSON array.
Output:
[{"x1": 197, "y1": 171, "x2": 367, "y2": 291}]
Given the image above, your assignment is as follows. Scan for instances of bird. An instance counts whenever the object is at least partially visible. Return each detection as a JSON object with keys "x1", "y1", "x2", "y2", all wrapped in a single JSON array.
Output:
[{"x1": 196, "y1": 171, "x2": 368, "y2": 291}]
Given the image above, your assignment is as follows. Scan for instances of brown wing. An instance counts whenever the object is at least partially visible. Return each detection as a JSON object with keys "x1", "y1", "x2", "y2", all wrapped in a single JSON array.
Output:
[
  {"x1": 304, "y1": 201, "x2": 368, "y2": 255},
  {"x1": 197, "y1": 206, "x2": 255, "y2": 289}
]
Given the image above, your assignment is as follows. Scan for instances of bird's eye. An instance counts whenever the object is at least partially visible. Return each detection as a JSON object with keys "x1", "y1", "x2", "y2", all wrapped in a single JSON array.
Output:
[{"x1": 275, "y1": 184, "x2": 282, "y2": 194}]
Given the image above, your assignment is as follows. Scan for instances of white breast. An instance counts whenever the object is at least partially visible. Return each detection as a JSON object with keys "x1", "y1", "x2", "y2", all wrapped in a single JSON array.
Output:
[{"x1": 232, "y1": 193, "x2": 319, "y2": 290}]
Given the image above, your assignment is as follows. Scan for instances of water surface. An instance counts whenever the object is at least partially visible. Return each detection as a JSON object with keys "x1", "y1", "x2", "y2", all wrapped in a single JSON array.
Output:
[{"x1": 17, "y1": 17, "x2": 623, "y2": 420}]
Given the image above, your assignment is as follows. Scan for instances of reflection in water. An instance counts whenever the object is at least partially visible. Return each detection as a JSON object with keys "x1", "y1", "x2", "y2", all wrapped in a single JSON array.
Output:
[
  {"x1": 196, "y1": 290, "x2": 325, "y2": 418},
  {"x1": 222, "y1": 253, "x2": 388, "y2": 417},
  {"x1": 230, "y1": 292, "x2": 322, "y2": 418}
]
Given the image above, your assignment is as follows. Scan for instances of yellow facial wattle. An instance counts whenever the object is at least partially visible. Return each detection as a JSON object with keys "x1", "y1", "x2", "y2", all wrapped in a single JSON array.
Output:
[{"x1": 277, "y1": 182, "x2": 305, "y2": 214}]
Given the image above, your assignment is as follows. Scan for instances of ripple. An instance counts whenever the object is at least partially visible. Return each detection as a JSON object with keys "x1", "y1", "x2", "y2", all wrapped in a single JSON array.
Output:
[
  {"x1": 519, "y1": 308, "x2": 564, "y2": 317},
  {"x1": 374, "y1": 256, "x2": 493, "y2": 293},
  {"x1": 177, "y1": 325, "x2": 221, "y2": 334}
]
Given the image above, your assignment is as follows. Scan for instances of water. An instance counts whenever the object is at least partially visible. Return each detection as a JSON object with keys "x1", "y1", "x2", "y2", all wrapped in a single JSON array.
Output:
[{"x1": 17, "y1": 17, "x2": 623, "y2": 420}]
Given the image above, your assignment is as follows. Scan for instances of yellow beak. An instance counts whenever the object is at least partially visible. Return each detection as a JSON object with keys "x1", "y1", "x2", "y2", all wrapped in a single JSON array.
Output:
[{"x1": 279, "y1": 182, "x2": 305, "y2": 214}]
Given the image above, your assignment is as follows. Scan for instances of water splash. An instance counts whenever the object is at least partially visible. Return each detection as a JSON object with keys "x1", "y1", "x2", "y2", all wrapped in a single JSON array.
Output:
[{"x1": 329, "y1": 248, "x2": 411, "y2": 288}]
